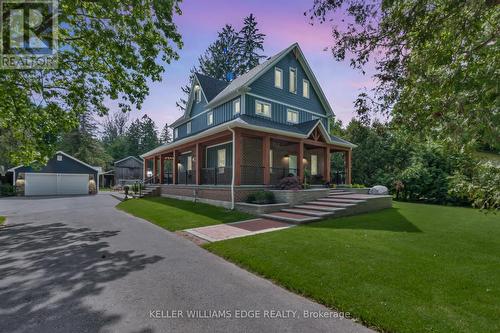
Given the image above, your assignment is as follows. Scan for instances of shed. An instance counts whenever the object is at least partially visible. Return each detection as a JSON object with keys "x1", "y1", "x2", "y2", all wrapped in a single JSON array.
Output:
[{"x1": 114, "y1": 156, "x2": 143, "y2": 186}]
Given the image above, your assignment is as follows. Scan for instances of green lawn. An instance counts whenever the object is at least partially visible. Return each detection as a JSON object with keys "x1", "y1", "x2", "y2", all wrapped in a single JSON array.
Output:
[
  {"x1": 204, "y1": 202, "x2": 500, "y2": 333},
  {"x1": 0, "y1": 216, "x2": 5, "y2": 225},
  {"x1": 116, "y1": 197, "x2": 253, "y2": 231}
]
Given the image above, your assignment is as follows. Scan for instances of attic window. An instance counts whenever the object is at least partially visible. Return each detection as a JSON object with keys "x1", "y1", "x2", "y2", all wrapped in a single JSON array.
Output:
[
  {"x1": 194, "y1": 85, "x2": 201, "y2": 102},
  {"x1": 289, "y1": 67, "x2": 297, "y2": 94},
  {"x1": 233, "y1": 98, "x2": 241, "y2": 114},
  {"x1": 57, "y1": 155, "x2": 63, "y2": 161}
]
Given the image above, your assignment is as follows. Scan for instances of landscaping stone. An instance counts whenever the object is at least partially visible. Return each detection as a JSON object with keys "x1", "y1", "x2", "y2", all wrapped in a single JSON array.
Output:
[{"x1": 369, "y1": 185, "x2": 389, "y2": 195}]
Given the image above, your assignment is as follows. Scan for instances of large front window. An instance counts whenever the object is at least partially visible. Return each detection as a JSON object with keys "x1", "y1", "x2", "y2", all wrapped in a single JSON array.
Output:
[
  {"x1": 311, "y1": 154, "x2": 318, "y2": 175},
  {"x1": 288, "y1": 155, "x2": 297, "y2": 175},
  {"x1": 255, "y1": 100, "x2": 271, "y2": 117}
]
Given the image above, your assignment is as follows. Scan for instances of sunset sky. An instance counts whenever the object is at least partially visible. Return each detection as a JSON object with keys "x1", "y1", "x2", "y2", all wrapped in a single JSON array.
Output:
[{"x1": 112, "y1": 0, "x2": 376, "y2": 129}]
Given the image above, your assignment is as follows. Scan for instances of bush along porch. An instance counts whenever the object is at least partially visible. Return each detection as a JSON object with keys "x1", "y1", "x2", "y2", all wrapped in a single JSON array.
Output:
[{"x1": 139, "y1": 43, "x2": 363, "y2": 209}]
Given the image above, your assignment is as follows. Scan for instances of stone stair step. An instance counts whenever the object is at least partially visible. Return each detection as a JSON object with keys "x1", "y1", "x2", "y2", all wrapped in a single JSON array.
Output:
[
  {"x1": 306, "y1": 201, "x2": 356, "y2": 208},
  {"x1": 320, "y1": 198, "x2": 366, "y2": 203},
  {"x1": 261, "y1": 212, "x2": 320, "y2": 224},
  {"x1": 295, "y1": 204, "x2": 347, "y2": 212},
  {"x1": 328, "y1": 192, "x2": 351, "y2": 196},
  {"x1": 281, "y1": 208, "x2": 334, "y2": 217}
]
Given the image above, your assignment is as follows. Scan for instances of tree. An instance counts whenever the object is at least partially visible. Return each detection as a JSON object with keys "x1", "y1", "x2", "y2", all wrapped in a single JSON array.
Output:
[
  {"x1": 199, "y1": 24, "x2": 240, "y2": 81},
  {"x1": 0, "y1": 1, "x2": 183, "y2": 165},
  {"x1": 160, "y1": 123, "x2": 173, "y2": 144},
  {"x1": 101, "y1": 111, "x2": 129, "y2": 146},
  {"x1": 58, "y1": 112, "x2": 112, "y2": 169},
  {"x1": 307, "y1": 0, "x2": 499, "y2": 151},
  {"x1": 126, "y1": 115, "x2": 159, "y2": 157},
  {"x1": 237, "y1": 14, "x2": 266, "y2": 74}
]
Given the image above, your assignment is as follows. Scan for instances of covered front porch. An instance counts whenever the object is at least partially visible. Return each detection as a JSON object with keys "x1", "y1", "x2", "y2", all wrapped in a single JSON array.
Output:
[{"x1": 143, "y1": 127, "x2": 352, "y2": 187}]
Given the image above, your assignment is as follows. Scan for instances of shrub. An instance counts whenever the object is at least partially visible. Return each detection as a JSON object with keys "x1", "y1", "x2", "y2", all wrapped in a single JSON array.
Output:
[
  {"x1": 0, "y1": 184, "x2": 15, "y2": 196},
  {"x1": 278, "y1": 175, "x2": 301, "y2": 190},
  {"x1": 449, "y1": 162, "x2": 500, "y2": 211},
  {"x1": 246, "y1": 190, "x2": 275, "y2": 204},
  {"x1": 351, "y1": 184, "x2": 365, "y2": 188},
  {"x1": 88, "y1": 180, "x2": 97, "y2": 194}
]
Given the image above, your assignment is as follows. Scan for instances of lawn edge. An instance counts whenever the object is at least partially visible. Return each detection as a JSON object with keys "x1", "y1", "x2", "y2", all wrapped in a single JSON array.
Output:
[{"x1": 202, "y1": 243, "x2": 385, "y2": 333}]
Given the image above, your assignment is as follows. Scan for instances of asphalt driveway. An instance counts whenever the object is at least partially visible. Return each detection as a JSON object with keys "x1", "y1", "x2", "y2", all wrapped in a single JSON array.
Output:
[{"x1": 0, "y1": 194, "x2": 372, "y2": 333}]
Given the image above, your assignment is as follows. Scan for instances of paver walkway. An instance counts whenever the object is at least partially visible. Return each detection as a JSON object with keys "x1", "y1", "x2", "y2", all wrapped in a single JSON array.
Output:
[{"x1": 185, "y1": 218, "x2": 293, "y2": 242}]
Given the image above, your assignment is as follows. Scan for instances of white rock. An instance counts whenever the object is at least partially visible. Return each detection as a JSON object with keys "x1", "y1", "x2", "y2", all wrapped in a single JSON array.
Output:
[{"x1": 369, "y1": 185, "x2": 389, "y2": 195}]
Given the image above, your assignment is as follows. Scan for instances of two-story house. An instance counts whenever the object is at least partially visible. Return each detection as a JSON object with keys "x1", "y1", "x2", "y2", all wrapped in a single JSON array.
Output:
[{"x1": 141, "y1": 43, "x2": 355, "y2": 207}]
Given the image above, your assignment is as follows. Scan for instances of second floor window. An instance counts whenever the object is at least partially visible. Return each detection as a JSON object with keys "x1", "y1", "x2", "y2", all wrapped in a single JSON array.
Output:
[
  {"x1": 287, "y1": 109, "x2": 299, "y2": 124},
  {"x1": 274, "y1": 67, "x2": 283, "y2": 89},
  {"x1": 255, "y1": 100, "x2": 271, "y2": 117},
  {"x1": 174, "y1": 128, "x2": 178, "y2": 139},
  {"x1": 303, "y1": 79, "x2": 310, "y2": 98},
  {"x1": 289, "y1": 67, "x2": 297, "y2": 93},
  {"x1": 207, "y1": 111, "x2": 213, "y2": 125},
  {"x1": 194, "y1": 86, "x2": 201, "y2": 102},
  {"x1": 233, "y1": 98, "x2": 241, "y2": 114},
  {"x1": 187, "y1": 121, "x2": 191, "y2": 134}
]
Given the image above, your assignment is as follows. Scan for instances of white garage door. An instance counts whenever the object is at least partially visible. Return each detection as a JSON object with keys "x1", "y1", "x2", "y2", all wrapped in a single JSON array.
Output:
[{"x1": 25, "y1": 173, "x2": 89, "y2": 196}]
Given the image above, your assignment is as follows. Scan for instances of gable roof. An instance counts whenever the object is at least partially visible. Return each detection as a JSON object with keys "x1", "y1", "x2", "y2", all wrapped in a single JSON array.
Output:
[
  {"x1": 171, "y1": 73, "x2": 228, "y2": 128},
  {"x1": 206, "y1": 43, "x2": 335, "y2": 118},
  {"x1": 8, "y1": 151, "x2": 99, "y2": 173},
  {"x1": 114, "y1": 156, "x2": 143, "y2": 165},
  {"x1": 195, "y1": 73, "x2": 228, "y2": 101}
]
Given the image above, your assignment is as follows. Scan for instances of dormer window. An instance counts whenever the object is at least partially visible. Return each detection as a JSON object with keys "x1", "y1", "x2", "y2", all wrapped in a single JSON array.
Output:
[
  {"x1": 194, "y1": 85, "x2": 201, "y2": 103},
  {"x1": 274, "y1": 67, "x2": 283, "y2": 89},
  {"x1": 289, "y1": 67, "x2": 297, "y2": 94},
  {"x1": 174, "y1": 128, "x2": 178, "y2": 139},
  {"x1": 233, "y1": 98, "x2": 241, "y2": 114},
  {"x1": 287, "y1": 109, "x2": 299, "y2": 124},
  {"x1": 207, "y1": 111, "x2": 213, "y2": 125},
  {"x1": 187, "y1": 121, "x2": 191, "y2": 134}
]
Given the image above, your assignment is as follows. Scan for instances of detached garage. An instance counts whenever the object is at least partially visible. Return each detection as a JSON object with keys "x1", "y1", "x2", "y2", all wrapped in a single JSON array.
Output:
[{"x1": 9, "y1": 151, "x2": 99, "y2": 196}]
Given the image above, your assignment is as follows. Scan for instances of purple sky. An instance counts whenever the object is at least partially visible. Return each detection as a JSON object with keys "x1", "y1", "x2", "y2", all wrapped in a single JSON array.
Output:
[{"x1": 113, "y1": 0, "x2": 376, "y2": 128}]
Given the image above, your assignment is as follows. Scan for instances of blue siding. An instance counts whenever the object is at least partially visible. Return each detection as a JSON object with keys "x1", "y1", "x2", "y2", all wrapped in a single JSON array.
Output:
[
  {"x1": 174, "y1": 97, "x2": 241, "y2": 141},
  {"x1": 206, "y1": 142, "x2": 232, "y2": 168},
  {"x1": 245, "y1": 95, "x2": 327, "y2": 128},
  {"x1": 249, "y1": 52, "x2": 326, "y2": 115},
  {"x1": 190, "y1": 93, "x2": 207, "y2": 117}
]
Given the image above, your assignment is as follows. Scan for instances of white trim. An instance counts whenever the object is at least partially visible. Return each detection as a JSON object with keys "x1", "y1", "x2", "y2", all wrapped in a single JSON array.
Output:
[
  {"x1": 303, "y1": 79, "x2": 310, "y2": 99},
  {"x1": 255, "y1": 100, "x2": 272, "y2": 118},
  {"x1": 246, "y1": 92, "x2": 327, "y2": 118},
  {"x1": 274, "y1": 67, "x2": 283, "y2": 89},
  {"x1": 286, "y1": 109, "x2": 299, "y2": 124},
  {"x1": 180, "y1": 151, "x2": 192, "y2": 155},
  {"x1": 289, "y1": 67, "x2": 297, "y2": 94}
]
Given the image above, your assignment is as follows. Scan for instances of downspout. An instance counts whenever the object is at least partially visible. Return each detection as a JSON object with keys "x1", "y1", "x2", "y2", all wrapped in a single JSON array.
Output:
[{"x1": 228, "y1": 126, "x2": 236, "y2": 210}]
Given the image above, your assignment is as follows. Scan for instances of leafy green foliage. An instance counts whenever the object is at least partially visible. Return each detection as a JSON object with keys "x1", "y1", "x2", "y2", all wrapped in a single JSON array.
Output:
[
  {"x1": 449, "y1": 162, "x2": 500, "y2": 211},
  {"x1": 0, "y1": 0, "x2": 183, "y2": 165},
  {"x1": 308, "y1": 0, "x2": 499, "y2": 150},
  {"x1": 246, "y1": 190, "x2": 275, "y2": 204}
]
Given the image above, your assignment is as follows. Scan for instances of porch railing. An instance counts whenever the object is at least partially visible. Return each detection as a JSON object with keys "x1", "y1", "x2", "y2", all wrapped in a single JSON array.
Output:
[
  {"x1": 177, "y1": 170, "x2": 195, "y2": 185},
  {"x1": 241, "y1": 165, "x2": 264, "y2": 185},
  {"x1": 331, "y1": 170, "x2": 346, "y2": 185},
  {"x1": 162, "y1": 172, "x2": 173, "y2": 185},
  {"x1": 201, "y1": 167, "x2": 232, "y2": 185},
  {"x1": 270, "y1": 167, "x2": 298, "y2": 185}
]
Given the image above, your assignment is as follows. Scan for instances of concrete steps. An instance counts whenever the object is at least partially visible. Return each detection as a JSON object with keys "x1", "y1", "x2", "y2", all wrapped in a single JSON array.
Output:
[{"x1": 257, "y1": 189, "x2": 391, "y2": 225}]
